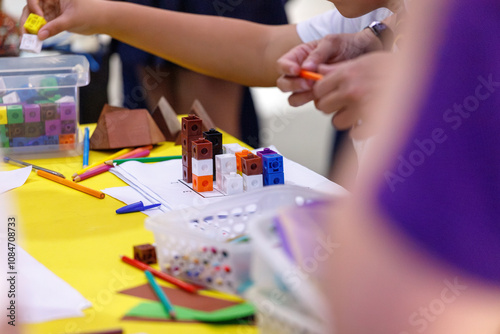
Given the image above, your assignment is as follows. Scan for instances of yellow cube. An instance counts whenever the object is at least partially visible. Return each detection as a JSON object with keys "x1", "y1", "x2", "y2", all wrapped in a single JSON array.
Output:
[
  {"x1": 0, "y1": 106, "x2": 7, "y2": 124},
  {"x1": 24, "y1": 13, "x2": 47, "y2": 35}
]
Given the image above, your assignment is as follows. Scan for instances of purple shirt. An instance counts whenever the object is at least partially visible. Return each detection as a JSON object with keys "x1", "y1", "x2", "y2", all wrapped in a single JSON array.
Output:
[{"x1": 378, "y1": 0, "x2": 500, "y2": 283}]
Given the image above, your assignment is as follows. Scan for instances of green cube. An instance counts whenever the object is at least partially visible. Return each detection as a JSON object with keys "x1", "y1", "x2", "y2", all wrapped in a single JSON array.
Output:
[
  {"x1": 7, "y1": 105, "x2": 24, "y2": 124},
  {"x1": 0, "y1": 125, "x2": 9, "y2": 147}
]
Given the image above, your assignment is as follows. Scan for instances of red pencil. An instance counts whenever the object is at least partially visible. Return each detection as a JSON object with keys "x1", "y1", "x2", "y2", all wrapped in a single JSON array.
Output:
[
  {"x1": 73, "y1": 149, "x2": 151, "y2": 182},
  {"x1": 299, "y1": 69, "x2": 323, "y2": 81},
  {"x1": 120, "y1": 255, "x2": 199, "y2": 294}
]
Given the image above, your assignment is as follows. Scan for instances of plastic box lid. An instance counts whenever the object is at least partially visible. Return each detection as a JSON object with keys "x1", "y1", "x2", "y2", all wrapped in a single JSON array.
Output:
[{"x1": 0, "y1": 55, "x2": 89, "y2": 90}]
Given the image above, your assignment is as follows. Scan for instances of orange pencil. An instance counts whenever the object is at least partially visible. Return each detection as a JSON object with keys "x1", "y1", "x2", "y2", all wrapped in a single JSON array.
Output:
[
  {"x1": 74, "y1": 149, "x2": 151, "y2": 182},
  {"x1": 36, "y1": 170, "x2": 105, "y2": 199},
  {"x1": 121, "y1": 255, "x2": 199, "y2": 294},
  {"x1": 299, "y1": 69, "x2": 323, "y2": 81}
]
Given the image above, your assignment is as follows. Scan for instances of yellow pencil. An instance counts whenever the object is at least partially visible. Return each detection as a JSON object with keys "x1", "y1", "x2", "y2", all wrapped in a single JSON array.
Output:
[{"x1": 72, "y1": 148, "x2": 133, "y2": 177}]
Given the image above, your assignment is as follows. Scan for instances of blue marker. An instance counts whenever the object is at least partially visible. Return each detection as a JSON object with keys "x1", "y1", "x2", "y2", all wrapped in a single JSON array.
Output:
[{"x1": 116, "y1": 201, "x2": 161, "y2": 214}]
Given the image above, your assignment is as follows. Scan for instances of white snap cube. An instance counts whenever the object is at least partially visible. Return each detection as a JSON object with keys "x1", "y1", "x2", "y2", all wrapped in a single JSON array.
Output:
[
  {"x1": 243, "y1": 174, "x2": 263, "y2": 191},
  {"x1": 2, "y1": 92, "x2": 21, "y2": 104},
  {"x1": 215, "y1": 154, "x2": 237, "y2": 174},
  {"x1": 20, "y1": 34, "x2": 43, "y2": 53},
  {"x1": 191, "y1": 157, "x2": 213, "y2": 176},
  {"x1": 223, "y1": 143, "x2": 245, "y2": 155},
  {"x1": 222, "y1": 172, "x2": 243, "y2": 195}
]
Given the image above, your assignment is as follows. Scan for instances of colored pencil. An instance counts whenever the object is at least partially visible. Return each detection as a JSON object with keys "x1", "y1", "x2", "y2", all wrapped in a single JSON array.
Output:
[
  {"x1": 36, "y1": 170, "x2": 105, "y2": 199},
  {"x1": 299, "y1": 69, "x2": 323, "y2": 81},
  {"x1": 73, "y1": 148, "x2": 133, "y2": 177},
  {"x1": 120, "y1": 255, "x2": 198, "y2": 294},
  {"x1": 83, "y1": 127, "x2": 90, "y2": 168},
  {"x1": 145, "y1": 270, "x2": 177, "y2": 319},
  {"x1": 4, "y1": 156, "x2": 66, "y2": 179},
  {"x1": 105, "y1": 155, "x2": 182, "y2": 166},
  {"x1": 73, "y1": 149, "x2": 151, "y2": 182}
]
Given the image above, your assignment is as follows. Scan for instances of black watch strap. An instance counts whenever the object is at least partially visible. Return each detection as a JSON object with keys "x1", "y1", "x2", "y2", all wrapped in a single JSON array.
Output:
[{"x1": 365, "y1": 21, "x2": 394, "y2": 51}]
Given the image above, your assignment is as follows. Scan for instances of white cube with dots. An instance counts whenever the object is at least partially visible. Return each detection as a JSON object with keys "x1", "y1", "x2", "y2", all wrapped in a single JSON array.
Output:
[
  {"x1": 222, "y1": 172, "x2": 243, "y2": 195},
  {"x1": 191, "y1": 158, "x2": 213, "y2": 177},
  {"x1": 243, "y1": 174, "x2": 263, "y2": 191},
  {"x1": 20, "y1": 34, "x2": 43, "y2": 53},
  {"x1": 215, "y1": 154, "x2": 237, "y2": 174}
]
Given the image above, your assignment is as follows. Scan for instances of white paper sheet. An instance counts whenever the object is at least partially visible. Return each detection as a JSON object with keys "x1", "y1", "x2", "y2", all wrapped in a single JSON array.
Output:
[
  {"x1": 103, "y1": 147, "x2": 347, "y2": 215},
  {"x1": 0, "y1": 166, "x2": 32, "y2": 194}
]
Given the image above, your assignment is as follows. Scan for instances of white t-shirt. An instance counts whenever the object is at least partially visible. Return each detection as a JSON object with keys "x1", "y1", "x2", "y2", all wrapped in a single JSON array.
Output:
[{"x1": 297, "y1": 8, "x2": 393, "y2": 43}]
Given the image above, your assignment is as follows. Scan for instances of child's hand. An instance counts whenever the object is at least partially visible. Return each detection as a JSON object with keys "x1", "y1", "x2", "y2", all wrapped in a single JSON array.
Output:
[
  {"x1": 21, "y1": 0, "x2": 101, "y2": 40},
  {"x1": 276, "y1": 30, "x2": 378, "y2": 108}
]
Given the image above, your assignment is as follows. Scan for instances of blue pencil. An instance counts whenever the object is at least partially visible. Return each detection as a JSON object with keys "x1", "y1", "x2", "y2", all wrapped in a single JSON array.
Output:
[
  {"x1": 145, "y1": 270, "x2": 177, "y2": 319},
  {"x1": 83, "y1": 127, "x2": 90, "y2": 168}
]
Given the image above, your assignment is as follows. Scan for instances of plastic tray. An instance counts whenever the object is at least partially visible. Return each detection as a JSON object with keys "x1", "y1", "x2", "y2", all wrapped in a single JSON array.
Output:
[
  {"x1": 145, "y1": 185, "x2": 326, "y2": 294},
  {"x1": 0, "y1": 55, "x2": 89, "y2": 158}
]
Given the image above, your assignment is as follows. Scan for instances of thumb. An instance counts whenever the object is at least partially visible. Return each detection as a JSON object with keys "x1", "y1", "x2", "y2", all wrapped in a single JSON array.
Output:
[{"x1": 37, "y1": 16, "x2": 70, "y2": 41}]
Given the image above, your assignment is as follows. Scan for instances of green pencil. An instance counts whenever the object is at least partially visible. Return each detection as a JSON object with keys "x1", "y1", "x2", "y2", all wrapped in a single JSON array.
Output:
[
  {"x1": 105, "y1": 155, "x2": 182, "y2": 165},
  {"x1": 145, "y1": 270, "x2": 177, "y2": 320}
]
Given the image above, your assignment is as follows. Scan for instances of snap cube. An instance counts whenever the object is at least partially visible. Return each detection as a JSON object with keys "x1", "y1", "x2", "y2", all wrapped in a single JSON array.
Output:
[
  {"x1": 223, "y1": 143, "x2": 245, "y2": 155},
  {"x1": 222, "y1": 172, "x2": 243, "y2": 195},
  {"x1": 203, "y1": 128, "x2": 223, "y2": 154},
  {"x1": 215, "y1": 154, "x2": 237, "y2": 174},
  {"x1": 59, "y1": 134, "x2": 75, "y2": 145},
  {"x1": 25, "y1": 122, "x2": 44, "y2": 137},
  {"x1": 7, "y1": 105, "x2": 24, "y2": 124},
  {"x1": 262, "y1": 154, "x2": 284, "y2": 174},
  {"x1": 241, "y1": 153, "x2": 262, "y2": 176},
  {"x1": 235, "y1": 150, "x2": 251, "y2": 172},
  {"x1": 41, "y1": 103, "x2": 59, "y2": 120},
  {"x1": 3, "y1": 92, "x2": 21, "y2": 104},
  {"x1": 61, "y1": 120, "x2": 76, "y2": 134},
  {"x1": 243, "y1": 174, "x2": 263, "y2": 191},
  {"x1": 192, "y1": 138, "x2": 213, "y2": 160},
  {"x1": 263, "y1": 172, "x2": 285, "y2": 186},
  {"x1": 24, "y1": 104, "x2": 41, "y2": 122},
  {"x1": 192, "y1": 174, "x2": 213, "y2": 192},
  {"x1": 256, "y1": 147, "x2": 277, "y2": 158},
  {"x1": 192, "y1": 158, "x2": 213, "y2": 176},
  {"x1": 7, "y1": 124, "x2": 25, "y2": 138},
  {"x1": 0, "y1": 106, "x2": 7, "y2": 124},
  {"x1": 45, "y1": 119, "x2": 61, "y2": 136},
  {"x1": 181, "y1": 114, "x2": 202, "y2": 136},
  {"x1": 20, "y1": 34, "x2": 43, "y2": 53},
  {"x1": 182, "y1": 163, "x2": 193, "y2": 183},
  {"x1": 59, "y1": 102, "x2": 77, "y2": 120},
  {"x1": 24, "y1": 13, "x2": 47, "y2": 34},
  {"x1": 133, "y1": 244, "x2": 157, "y2": 265}
]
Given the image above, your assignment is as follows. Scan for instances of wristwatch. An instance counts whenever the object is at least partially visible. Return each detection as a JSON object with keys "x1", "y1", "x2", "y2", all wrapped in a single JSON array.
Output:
[{"x1": 365, "y1": 21, "x2": 394, "y2": 51}]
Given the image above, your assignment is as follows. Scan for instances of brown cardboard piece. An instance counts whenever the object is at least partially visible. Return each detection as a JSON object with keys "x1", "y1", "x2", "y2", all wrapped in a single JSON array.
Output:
[
  {"x1": 118, "y1": 284, "x2": 239, "y2": 312},
  {"x1": 190, "y1": 99, "x2": 216, "y2": 132},
  {"x1": 151, "y1": 96, "x2": 181, "y2": 142},
  {"x1": 89, "y1": 104, "x2": 166, "y2": 149}
]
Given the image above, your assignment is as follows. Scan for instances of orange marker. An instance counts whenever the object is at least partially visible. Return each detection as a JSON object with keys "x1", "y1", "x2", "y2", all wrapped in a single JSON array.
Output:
[
  {"x1": 36, "y1": 170, "x2": 105, "y2": 199},
  {"x1": 299, "y1": 69, "x2": 323, "y2": 81}
]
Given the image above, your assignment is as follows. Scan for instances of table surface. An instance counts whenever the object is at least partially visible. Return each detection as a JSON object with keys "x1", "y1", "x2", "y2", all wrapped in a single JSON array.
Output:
[{"x1": 3, "y1": 125, "x2": 256, "y2": 334}]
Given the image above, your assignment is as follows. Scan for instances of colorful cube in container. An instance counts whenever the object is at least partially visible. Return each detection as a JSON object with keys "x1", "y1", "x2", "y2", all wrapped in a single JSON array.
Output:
[{"x1": 0, "y1": 55, "x2": 89, "y2": 157}]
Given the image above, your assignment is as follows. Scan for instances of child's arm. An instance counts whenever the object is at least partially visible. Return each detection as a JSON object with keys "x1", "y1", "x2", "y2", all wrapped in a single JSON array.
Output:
[{"x1": 23, "y1": 0, "x2": 302, "y2": 87}]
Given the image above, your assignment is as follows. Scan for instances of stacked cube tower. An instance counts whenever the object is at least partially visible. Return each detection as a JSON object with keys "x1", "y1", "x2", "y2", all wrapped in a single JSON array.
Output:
[
  {"x1": 241, "y1": 153, "x2": 263, "y2": 191},
  {"x1": 202, "y1": 128, "x2": 223, "y2": 181},
  {"x1": 192, "y1": 138, "x2": 214, "y2": 192},
  {"x1": 257, "y1": 148, "x2": 285, "y2": 186},
  {"x1": 181, "y1": 115, "x2": 203, "y2": 183}
]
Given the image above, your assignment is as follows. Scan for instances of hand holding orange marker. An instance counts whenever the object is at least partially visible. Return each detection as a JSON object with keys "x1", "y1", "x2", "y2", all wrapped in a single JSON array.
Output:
[{"x1": 299, "y1": 69, "x2": 323, "y2": 81}]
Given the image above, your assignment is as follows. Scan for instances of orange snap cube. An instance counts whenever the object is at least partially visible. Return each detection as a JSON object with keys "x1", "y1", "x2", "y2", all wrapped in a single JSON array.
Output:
[{"x1": 192, "y1": 174, "x2": 213, "y2": 192}]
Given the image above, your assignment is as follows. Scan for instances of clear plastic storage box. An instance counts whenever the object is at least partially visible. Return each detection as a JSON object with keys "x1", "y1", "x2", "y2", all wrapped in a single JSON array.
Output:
[
  {"x1": 144, "y1": 185, "x2": 327, "y2": 295},
  {"x1": 0, "y1": 55, "x2": 89, "y2": 157}
]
